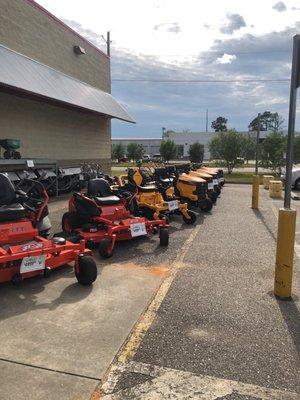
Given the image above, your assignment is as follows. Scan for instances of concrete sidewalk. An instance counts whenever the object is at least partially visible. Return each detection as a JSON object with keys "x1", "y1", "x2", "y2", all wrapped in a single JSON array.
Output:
[{"x1": 100, "y1": 185, "x2": 300, "y2": 399}]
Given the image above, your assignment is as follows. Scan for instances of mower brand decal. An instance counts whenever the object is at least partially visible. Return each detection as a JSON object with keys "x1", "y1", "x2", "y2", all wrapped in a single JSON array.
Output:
[
  {"x1": 168, "y1": 200, "x2": 179, "y2": 211},
  {"x1": 20, "y1": 254, "x2": 46, "y2": 274},
  {"x1": 208, "y1": 183, "x2": 214, "y2": 190},
  {"x1": 21, "y1": 242, "x2": 44, "y2": 252},
  {"x1": 213, "y1": 179, "x2": 218, "y2": 185},
  {"x1": 130, "y1": 222, "x2": 147, "y2": 237}
]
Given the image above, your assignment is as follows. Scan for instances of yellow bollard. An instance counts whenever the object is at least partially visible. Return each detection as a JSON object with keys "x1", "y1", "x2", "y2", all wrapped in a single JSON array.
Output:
[
  {"x1": 274, "y1": 208, "x2": 297, "y2": 298},
  {"x1": 263, "y1": 175, "x2": 274, "y2": 190},
  {"x1": 269, "y1": 180, "x2": 283, "y2": 198},
  {"x1": 252, "y1": 175, "x2": 260, "y2": 209}
]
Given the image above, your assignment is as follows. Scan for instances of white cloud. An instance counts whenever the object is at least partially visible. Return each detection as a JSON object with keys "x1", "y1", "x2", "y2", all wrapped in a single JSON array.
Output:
[
  {"x1": 272, "y1": 1, "x2": 287, "y2": 12},
  {"x1": 216, "y1": 53, "x2": 237, "y2": 64}
]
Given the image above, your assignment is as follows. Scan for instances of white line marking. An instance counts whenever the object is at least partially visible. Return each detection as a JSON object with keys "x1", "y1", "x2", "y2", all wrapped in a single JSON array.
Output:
[{"x1": 101, "y1": 361, "x2": 299, "y2": 399}]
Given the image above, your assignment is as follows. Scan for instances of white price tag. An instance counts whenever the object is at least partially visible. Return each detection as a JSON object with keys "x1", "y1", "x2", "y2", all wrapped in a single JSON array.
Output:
[
  {"x1": 213, "y1": 179, "x2": 218, "y2": 185},
  {"x1": 27, "y1": 160, "x2": 34, "y2": 168},
  {"x1": 168, "y1": 200, "x2": 179, "y2": 211},
  {"x1": 219, "y1": 177, "x2": 224, "y2": 182},
  {"x1": 79, "y1": 173, "x2": 84, "y2": 180},
  {"x1": 130, "y1": 222, "x2": 147, "y2": 237},
  {"x1": 20, "y1": 255, "x2": 46, "y2": 274},
  {"x1": 208, "y1": 182, "x2": 214, "y2": 190}
]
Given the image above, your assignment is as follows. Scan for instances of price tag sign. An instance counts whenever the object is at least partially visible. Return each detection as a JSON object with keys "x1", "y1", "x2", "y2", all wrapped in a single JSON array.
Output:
[
  {"x1": 168, "y1": 200, "x2": 179, "y2": 211},
  {"x1": 27, "y1": 160, "x2": 34, "y2": 168},
  {"x1": 20, "y1": 255, "x2": 46, "y2": 274},
  {"x1": 130, "y1": 222, "x2": 147, "y2": 237},
  {"x1": 208, "y1": 182, "x2": 214, "y2": 190},
  {"x1": 79, "y1": 174, "x2": 84, "y2": 180},
  {"x1": 213, "y1": 179, "x2": 218, "y2": 186},
  {"x1": 219, "y1": 177, "x2": 224, "y2": 182}
]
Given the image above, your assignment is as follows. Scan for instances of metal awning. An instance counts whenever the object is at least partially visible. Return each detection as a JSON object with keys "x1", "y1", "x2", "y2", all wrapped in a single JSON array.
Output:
[{"x1": 0, "y1": 44, "x2": 135, "y2": 123}]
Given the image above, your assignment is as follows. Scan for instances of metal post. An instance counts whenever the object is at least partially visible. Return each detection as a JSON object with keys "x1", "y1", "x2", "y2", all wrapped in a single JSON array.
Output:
[
  {"x1": 255, "y1": 113, "x2": 260, "y2": 175},
  {"x1": 284, "y1": 34, "x2": 300, "y2": 209},
  {"x1": 107, "y1": 31, "x2": 111, "y2": 57},
  {"x1": 274, "y1": 34, "x2": 300, "y2": 299}
]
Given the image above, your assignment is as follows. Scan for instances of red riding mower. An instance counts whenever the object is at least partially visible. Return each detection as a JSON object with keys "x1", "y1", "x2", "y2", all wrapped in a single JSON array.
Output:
[
  {"x1": 61, "y1": 178, "x2": 169, "y2": 258},
  {"x1": 0, "y1": 173, "x2": 97, "y2": 285}
]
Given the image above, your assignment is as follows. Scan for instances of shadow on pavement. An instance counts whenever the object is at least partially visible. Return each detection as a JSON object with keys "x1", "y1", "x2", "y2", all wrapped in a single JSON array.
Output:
[
  {"x1": 0, "y1": 266, "x2": 96, "y2": 321},
  {"x1": 276, "y1": 297, "x2": 300, "y2": 357},
  {"x1": 252, "y1": 208, "x2": 277, "y2": 241}
]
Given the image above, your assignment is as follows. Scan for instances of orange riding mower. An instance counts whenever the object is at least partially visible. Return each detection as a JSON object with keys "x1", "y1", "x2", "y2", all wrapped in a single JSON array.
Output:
[
  {"x1": 0, "y1": 173, "x2": 97, "y2": 286},
  {"x1": 117, "y1": 168, "x2": 197, "y2": 224},
  {"x1": 62, "y1": 178, "x2": 170, "y2": 258}
]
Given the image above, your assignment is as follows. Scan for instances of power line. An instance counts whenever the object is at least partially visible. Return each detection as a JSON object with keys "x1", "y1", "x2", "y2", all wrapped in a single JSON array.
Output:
[{"x1": 112, "y1": 78, "x2": 289, "y2": 83}]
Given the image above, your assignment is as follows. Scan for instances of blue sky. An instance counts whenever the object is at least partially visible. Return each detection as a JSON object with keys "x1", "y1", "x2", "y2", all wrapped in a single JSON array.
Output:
[{"x1": 36, "y1": 0, "x2": 300, "y2": 137}]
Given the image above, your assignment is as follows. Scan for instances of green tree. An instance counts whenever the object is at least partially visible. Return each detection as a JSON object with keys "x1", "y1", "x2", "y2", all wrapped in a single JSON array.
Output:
[
  {"x1": 241, "y1": 134, "x2": 256, "y2": 164},
  {"x1": 260, "y1": 131, "x2": 286, "y2": 174},
  {"x1": 211, "y1": 116, "x2": 228, "y2": 132},
  {"x1": 249, "y1": 111, "x2": 284, "y2": 132},
  {"x1": 188, "y1": 142, "x2": 204, "y2": 163},
  {"x1": 112, "y1": 143, "x2": 125, "y2": 162},
  {"x1": 209, "y1": 130, "x2": 243, "y2": 174},
  {"x1": 126, "y1": 143, "x2": 144, "y2": 161},
  {"x1": 159, "y1": 139, "x2": 178, "y2": 162}
]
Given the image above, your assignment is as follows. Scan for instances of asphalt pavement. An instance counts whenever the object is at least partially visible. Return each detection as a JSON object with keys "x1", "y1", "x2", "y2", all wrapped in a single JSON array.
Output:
[{"x1": 100, "y1": 184, "x2": 300, "y2": 399}]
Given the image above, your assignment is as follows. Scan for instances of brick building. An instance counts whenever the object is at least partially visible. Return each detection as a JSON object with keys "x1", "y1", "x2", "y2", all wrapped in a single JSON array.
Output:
[{"x1": 0, "y1": 0, "x2": 134, "y2": 172}]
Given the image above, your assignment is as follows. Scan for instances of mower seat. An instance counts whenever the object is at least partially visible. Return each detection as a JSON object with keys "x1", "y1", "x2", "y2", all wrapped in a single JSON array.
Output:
[
  {"x1": 94, "y1": 195, "x2": 121, "y2": 205},
  {"x1": 0, "y1": 173, "x2": 26, "y2": 222},
  {"x1": 138, "y1": 185, "x2": 158, "y2": 193},
  {"x1": 0, "y1": 204, "x2": 27, "y2": 222}
]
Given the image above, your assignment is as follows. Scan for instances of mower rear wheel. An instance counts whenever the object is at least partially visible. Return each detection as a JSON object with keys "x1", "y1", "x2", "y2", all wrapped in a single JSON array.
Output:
[
  {"x1": 200, "y1": 198, "x2": 213, "y2": 212},
  {"x1": 160, "y1": 213, "x2": 170, "y2": 224},
  {"x1": 62, "y1": 211, "x2": 78, "y2": 232},
  {"x1": 159, "y1": 228, "x2": 169, "y2": 246},
  {"x1": 98, "y1": 238, "x2": 114, "y2": 258},
  {"x1": 182, "y1": 210, "x2": 197, "y2": 225},
  {"x1": 76, "y1": 255, "x2": 97, "y2": 285}
]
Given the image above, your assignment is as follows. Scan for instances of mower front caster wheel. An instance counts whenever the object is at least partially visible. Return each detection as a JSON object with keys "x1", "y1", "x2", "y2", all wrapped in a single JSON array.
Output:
[
  {"x1": 182, "y1": 210, "x2": 197, "y2": 225},
  {"x1": 76, "y1": 255, "x2": 97, "y2": 285},
  {"x1": 159, "y1": 228, "x2": 169, "y2": 246},
  {"x1": 200, "y1": 199, "x2": 213, "y2": 213},
  {"x1": 99, "y1": 238, "x2": 114, "y2": 258}
]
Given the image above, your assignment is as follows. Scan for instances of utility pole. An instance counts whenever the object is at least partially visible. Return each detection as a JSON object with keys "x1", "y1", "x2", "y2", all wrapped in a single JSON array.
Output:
[
  {"x1": 255, "y1": 113, "x2": 261, "y2": 175},
  {"x1": 106, "y1": 31, "x2": 111, "y2": 57},
  {"x1": 274, "y1": 34, "x2": 300, "y2": 299},
  {"x1": 205, "y1": 109, "x2": 208, "y2": 132}
]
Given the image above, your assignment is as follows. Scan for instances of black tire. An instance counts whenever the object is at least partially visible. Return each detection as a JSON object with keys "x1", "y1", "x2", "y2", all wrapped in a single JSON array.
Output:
[
  {"x1": 159, "y1": 228, "x2": 169, "y2": 246},
  {"x1": 214, "y1": 186, "x2": 221, "y2": 196},
  {"x1": 182, "y1": 210, "x2": 197, "y2": 225},
  {"x1": 62, "y1": 211, "x2": 78, "y2": 232},
  {"x1": 294, "y1": 178, "x2": 300, "y2": 191},
  {"x1": 200, "y1": 198, "x2": 213, "y2": 212},
  {"x1": 76, "y1": 255, "x2": 97, "y2": 285},
  {"x1": 209, "y1": 192, "x2": 217, "y2": 204},
  {"x1": 98, "y1": 237, "x2": 114, "y2": 258},
  {"x1": 159, "y1": 213, "x2": 170, "y2": 224}
]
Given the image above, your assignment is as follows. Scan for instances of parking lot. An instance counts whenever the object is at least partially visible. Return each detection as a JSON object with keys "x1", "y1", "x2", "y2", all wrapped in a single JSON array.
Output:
[{"x1": 0, "y1": 184, "x2": 299, "y2": 400}]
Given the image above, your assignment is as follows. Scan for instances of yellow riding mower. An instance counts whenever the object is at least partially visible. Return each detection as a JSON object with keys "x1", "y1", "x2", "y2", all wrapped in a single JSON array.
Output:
[
  {"x1": 198, "y1": 166, "x2": 225, "y2": 187},
  {"x1": 122, "y1": 168, "x2": 197, "y2": 224},
  {"x1": 164, "y1": 166, "x2": 213, "y2": 212}
]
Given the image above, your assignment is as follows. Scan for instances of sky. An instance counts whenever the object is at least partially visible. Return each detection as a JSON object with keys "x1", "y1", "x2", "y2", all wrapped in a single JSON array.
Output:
[{"x1": 35, "y1": 0, "x2": 300, "y2": 137}]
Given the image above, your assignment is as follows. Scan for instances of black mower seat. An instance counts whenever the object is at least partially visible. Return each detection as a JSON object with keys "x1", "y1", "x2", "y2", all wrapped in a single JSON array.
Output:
[
  {"x1": 0, "y1": 203, "x2": 26, "y2": 222},
  {"x1": 138, "y1": 185, "x2": 158, "y2": 193},
  {"x1": 94, "y1": 195, "x2": 121, "y2": 205}
]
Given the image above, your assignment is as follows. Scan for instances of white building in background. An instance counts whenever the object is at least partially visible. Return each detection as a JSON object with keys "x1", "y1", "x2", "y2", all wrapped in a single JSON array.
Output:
[{"x1": 112, "y1": 130, "x2": 270, "y2": 160}]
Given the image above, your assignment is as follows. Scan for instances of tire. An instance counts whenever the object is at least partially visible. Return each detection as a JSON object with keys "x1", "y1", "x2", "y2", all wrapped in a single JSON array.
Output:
[
  {"x1": 159, "y1": 228, "x2": 169, "y2": 246},
  {"x1": 76, "y1": 255, "x2": 97, "y2": 285},
  {"x1": 182, "y1": 210, "x2": 197, "y2": 225},
  {"x1": 214, "y1": 186, "x2": 221, "y2": 196},
  {"x1": 209, "y1": 192, "x2": 217, "y2": 204},
  {"x1": 62, "y1": 211, "x2": 78, "y2": 232},
  {"x1": 159, "y1": 213, "x2": 170, "y2": 224},
  {"x1": 200, "y1": 198, "x2": 213, "y2": 212},
  {"x1": 98, "y1": 237, "x2": 114, "y2": 258},
  {"x1": 294, "y1": 178, "x2": 300, "y2": 191}
]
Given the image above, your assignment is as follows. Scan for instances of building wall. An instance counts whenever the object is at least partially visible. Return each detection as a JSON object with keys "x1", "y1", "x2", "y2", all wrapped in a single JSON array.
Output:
[
  {"x1": 0, "y1": 0, "x2": 110, "y2": 92},
  {"x1": 0, "y1": 92, "x2": 111, "y2": 172},
  {"x1": 112, "y1": 139, "x2": 162, "y2": 157}
]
